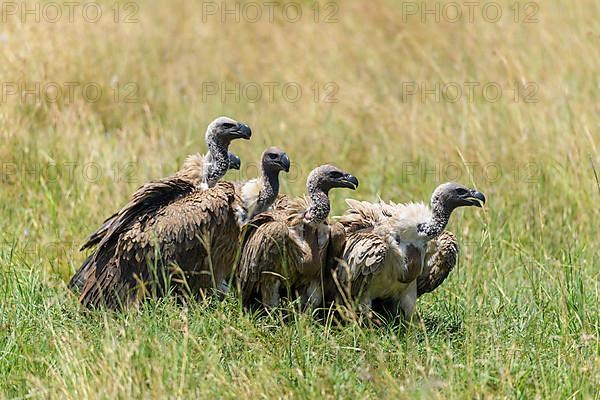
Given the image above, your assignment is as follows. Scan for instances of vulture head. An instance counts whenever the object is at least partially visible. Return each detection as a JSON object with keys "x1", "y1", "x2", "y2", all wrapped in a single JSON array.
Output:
[
  {"x1": 303, "y1": 165, "x2": 358, "y2": 226},
  {"x1": 206, "y1": 116, "x2": 252, "y2": 144},
  {"x1": 431, "y1": 182, "x2": 486, "y2": 212},
  {"x1": 262, "y1": 147, "x2": 291, "y2": 175},
  {"x1": 228, "y1": 152, "x2": 242, "y2": 170},
  {"x1": 201, "y1": 116, "x2": 251, "y2": 188},
  {"x1": 237, "y1": 147, "x2": 290, "y2": 224},
  {"x1": 416, "y1": 182, "x2": 486, "y2": 239},
  {"x1": 308, "y1": 164, "x2": 359, "y2": 194}
]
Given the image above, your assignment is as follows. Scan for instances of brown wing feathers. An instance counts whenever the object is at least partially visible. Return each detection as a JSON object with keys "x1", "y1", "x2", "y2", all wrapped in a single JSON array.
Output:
[
  {"x1": 79, "y1": 182, "x2": 240, "y2": 309},
  {"x1": 69, "y1": 177, "x2": 197, "y2": 292},
  {"x1": 417, "y1": 231, "x2": 459, "y2": 297}
]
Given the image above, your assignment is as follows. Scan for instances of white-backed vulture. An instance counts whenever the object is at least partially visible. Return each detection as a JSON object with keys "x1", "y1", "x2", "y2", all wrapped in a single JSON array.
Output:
[
  {"x1": 336, "y1": 182, "x2": 485, "y2": 320},
  {"x1": 68, "y1": 117, "x2": 250, "y2": 291},
  {"x1": 233, "y1": 147, "x2": 291, "y2": 224},
  {"x1": 238, "y1": 165, "x2": 359, "y2": 310},
  {"x1": 76, "y1": 147, "x2": 291, "y2": 309}
]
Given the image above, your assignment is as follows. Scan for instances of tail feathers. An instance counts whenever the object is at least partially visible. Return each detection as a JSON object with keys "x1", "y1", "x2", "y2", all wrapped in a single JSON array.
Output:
[{"x1": 68, "y1": 254, "x2": 94, "y2": 292}]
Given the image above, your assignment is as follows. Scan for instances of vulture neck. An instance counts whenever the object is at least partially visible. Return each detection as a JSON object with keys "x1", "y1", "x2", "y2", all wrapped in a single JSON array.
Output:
[
  {"x1": 238, "y1": 168, "x2": 281, "y2": 224},
  {"x1": 304, "y1": 187, "x2": 330, "y2": 226},
  {"x1": 258, "y1": 168, "x2": 280, "y2": 209},
  {"x1": 418, "y1": 201, "x2": 452, "y2": 239},
  {"x1": 204, "y1": 138, "x2": 230, "y2": 188}
]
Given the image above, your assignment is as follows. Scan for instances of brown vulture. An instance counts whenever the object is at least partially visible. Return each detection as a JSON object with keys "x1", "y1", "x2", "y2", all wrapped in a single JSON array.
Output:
[
  {"x1": 238, "y1": 165, "x2": 359, "y2": 310},
  {"x1": 68, "y1": 116, "x2": 250, "y2": 292}
]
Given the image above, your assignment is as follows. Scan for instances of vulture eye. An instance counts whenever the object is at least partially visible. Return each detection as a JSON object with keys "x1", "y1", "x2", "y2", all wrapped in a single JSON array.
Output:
[
  {"x1": 268, "y1": 153, "x2": 278, "y2": 160},
  {"x1": 221, "y1": 123, "x2": 236, "y2": 129},
  {"x1": 330, "y1": 171, "x2": 344, "y2": 179},
  {"x1": 456, "y1": 188, "x2": 469, "y2": 195}
]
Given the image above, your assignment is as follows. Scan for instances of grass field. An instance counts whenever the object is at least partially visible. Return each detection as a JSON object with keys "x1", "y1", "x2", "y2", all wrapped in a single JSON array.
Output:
[{"x1": 1, "y1": 0, "x2": 599, "y2": 398}]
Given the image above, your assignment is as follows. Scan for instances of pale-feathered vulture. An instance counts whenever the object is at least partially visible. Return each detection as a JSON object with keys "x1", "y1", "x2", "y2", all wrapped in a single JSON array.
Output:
[
  {"x1": 68, "y1": 117, "x2": 250, "y2": 292},
  {"x1": 335, "y1": 182, "x2": 485, "y2": 320},
  {"x1": 233, "y1": 147, "x2": 291, "y2": 224},
  {"x1": 77, "y1": 147, "x2": 290, "y2": 309},
  {"x1": 238, "y1": 165, "x2": 359, "y2": 309}
]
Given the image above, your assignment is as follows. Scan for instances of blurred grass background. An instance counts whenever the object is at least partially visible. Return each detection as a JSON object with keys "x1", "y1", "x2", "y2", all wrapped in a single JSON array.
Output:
[{"x1": 0, "y1": 0, "x2": 598, "y2": 398}]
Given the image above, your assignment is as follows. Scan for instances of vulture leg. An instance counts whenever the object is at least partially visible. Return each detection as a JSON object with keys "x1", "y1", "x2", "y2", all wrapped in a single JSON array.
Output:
[
  {"x1": 395, "y1": 281, "x2": 418, "y2": 321},
  {"x1": 372, "y1": 283, "x2": 417, "y2": 323},
  {"x1": 302, "y1": 279, "x2": 323, "y2": 311},
  {"x1": 260, "y1": 278, "x2": 282, "y2": 308},
  {"x1": 357, "y1": 295, "x2": 374, "y2": 319}
]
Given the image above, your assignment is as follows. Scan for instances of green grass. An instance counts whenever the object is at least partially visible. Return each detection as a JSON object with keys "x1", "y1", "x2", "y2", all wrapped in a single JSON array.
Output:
[
  {"x1": 1, "y1": 255, "x2": 597, "y2": 398},
  {"x1": 1, "y1": 0, "x2": 599, "y2": 398}
]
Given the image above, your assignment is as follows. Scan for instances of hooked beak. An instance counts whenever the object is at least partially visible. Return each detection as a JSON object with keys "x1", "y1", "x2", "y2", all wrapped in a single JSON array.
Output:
[
  {"x1": 227, "y1": 152, "x2": 241, "y2": 170},
  {"x1": 340, "y1": 174, "x2": 359, "y2": 190},
  {"x1": 279, "y1": 154, "x2": 291, "y2": 173},
  {"x1": 235, "y1": 123, "x2": 252, "y2": 140},
  {"x1": 465, "y1": 190, "x2": 486, "y2": 207}
]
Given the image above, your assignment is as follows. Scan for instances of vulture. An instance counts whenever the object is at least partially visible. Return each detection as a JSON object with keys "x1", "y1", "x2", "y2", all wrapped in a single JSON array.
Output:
[
  {"x1": 238, "y1": 165, "x2": 359, "y2": 310},
  {"x1": 77, "y1": 147, "x2": 290, "y2": 309},
  {"x1": 336, "y1": 182, "x2": 485, "y2": 320},
  {"x1": 233, "y1": 148, "x2": 291, "y2": 224},
  {"x1": 68, "y1": 116, "x2": 250, "y2": 291}
]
